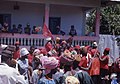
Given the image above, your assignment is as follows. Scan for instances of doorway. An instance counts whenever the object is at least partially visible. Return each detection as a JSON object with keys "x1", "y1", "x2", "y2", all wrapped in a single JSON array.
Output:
[{"x1": 49, "y1": 17, "x2": 61, "y2": 34}]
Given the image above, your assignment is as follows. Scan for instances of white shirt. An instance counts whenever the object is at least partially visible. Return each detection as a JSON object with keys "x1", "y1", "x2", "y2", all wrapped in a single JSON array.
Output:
[{"x1": 0, "y1": 63, "x2": 26, "y2": 84}]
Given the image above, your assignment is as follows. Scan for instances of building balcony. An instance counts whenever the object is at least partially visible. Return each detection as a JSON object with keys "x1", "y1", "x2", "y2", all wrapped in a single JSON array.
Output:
[{"x1": 0, "y1": 33, "x2": 99, "y2": 48}]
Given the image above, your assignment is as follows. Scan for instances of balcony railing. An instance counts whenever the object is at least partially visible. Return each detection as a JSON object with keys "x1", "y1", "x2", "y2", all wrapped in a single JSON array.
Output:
[{"x1": 0, "y1": 33, "x2": 99, "y2": 47}]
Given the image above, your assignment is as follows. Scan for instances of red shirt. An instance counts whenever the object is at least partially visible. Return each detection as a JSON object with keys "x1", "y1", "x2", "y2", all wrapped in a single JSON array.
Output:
[
  {"x1": 89, "y1": 57, "x2": 100, "y2": 76},
  {"x1": 28, "y1": 54, "x2": 33, "y2": 65},
  {"x1": 13, "y1": 50, "x2": 20, "y2": 60},
  {"x1": 79, "y1": 56, "x2": 87, "y2": 69},
  {"x1": 100, "y1": 55, "x2": 109, "y2": 70}
]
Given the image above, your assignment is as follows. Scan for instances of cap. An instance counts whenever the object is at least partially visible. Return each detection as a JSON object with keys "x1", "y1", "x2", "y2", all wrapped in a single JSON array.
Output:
[
  {"x1": 104, "y1": 48, "x2": 110, "y2": 52},
  {"x1": 20, "y1": 48, "x2": 29, "y2": 56}
]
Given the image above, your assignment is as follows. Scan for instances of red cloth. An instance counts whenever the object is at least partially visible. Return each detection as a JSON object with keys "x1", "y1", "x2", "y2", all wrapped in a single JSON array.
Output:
[
  {"x1": 100, "y1": 55, "x2": 109, "y2": 70},
  {"x1": 45, "y1": 42, "x2": 52, "y2": 52},
  {"x1": 79, "y1": 56, "x2": 87, "y2": 69},
  {"x1": 13, "y1": 50, "x2": 20, "y2": 60},
  {"x1": 89, "y1": 57, "x2": 100, "y2": 76},
  {"x1": 90, "y1": 49, "x2": 99, "y2": 57},
  {"x1": 28, "y1": 54, "x2": 33, "y2": 65},
  {"x1": 42, "y1": 23, "x2": 53, "y2": 39}
]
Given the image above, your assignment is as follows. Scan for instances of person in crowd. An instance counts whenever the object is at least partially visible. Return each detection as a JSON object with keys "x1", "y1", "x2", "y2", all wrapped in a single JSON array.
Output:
[
  {"x1": 32, "y1": 64, "x2": 45, "y2": 84},
  {"x1": 100, "y1": 48, "x2": 110, "y2": 84},
  {"x1": 28, "y1": 46, "x2": 36, "y2": 66},
  {"x1": 13, "y1": 41, "x2": 20, "y2": 60},
  {"x1": 1, "y1": 22, "x2": 9, "y2": 33},
  {"x1": 69, "y1": 25, "x2": 77, "y2": 37},
  {"x1": 56, "y1": 25, "x2": 66, "y2": 36},
  {"x1": 45, "y1": 37, "x2": 53, "y2": 52},
  {"x1": 0, "y1": 48, "x2": 26, "y2": 84},
  {"x1": 78, "y1": 47, "x2": 88, "y2": 71},
  {"x1": 12, "y1": 24, "x2": 18, "y2": 35},
  {"x1": 74, "y1": 70, "x2": 94, "y2": 84},
  {"x1": 38, "y1": 57, "x2": 59, "y2": 84},
  {"x1": 24, "y1": 24, "x2": 31, "y2": 35},
  {"x1": 17, "y1": 48, "x2": 30, "y2": 84},
  {"x1": 32, "y1": 26, "x2": 37, "y2": 34},
  {"x1": 17, "y1": 24, "x2": 23, "y2": 34}
]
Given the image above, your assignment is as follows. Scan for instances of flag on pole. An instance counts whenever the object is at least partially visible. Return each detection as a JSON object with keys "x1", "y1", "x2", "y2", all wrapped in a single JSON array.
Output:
[{"x1": 42, "y1": 23, "x2": 53, "y2": 39}]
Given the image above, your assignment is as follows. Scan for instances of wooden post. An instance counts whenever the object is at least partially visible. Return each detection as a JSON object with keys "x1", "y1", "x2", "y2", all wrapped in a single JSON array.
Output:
[
  {"x1": 44, "y1": 3, "x2": 50, "y2": 27},
  {"x1": 95, "y1": 7, "x2": 100, "y2": 37}
]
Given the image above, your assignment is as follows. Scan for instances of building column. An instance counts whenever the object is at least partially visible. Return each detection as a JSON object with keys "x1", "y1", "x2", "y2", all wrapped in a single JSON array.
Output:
[
  {"x1": 44, "y1": 3, "x2": 50, "y2": 27},
  {"x1": 95, "y1": 7, "x2": 100, "y2": 36}
]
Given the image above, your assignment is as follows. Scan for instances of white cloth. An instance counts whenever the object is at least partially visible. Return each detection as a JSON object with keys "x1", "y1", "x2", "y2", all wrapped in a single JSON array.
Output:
[
  {"x1": 0, "y1": 63, "x2": 26, "y2": 84},
  {"x1": 98, "y1": 35, "x2": 119, "y2": 64}
]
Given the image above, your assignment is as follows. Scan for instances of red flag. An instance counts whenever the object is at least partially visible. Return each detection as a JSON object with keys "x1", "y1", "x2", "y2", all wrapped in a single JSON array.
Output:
[{"x1": 42, "y1": 23, "x2": 53, "y2": 39}]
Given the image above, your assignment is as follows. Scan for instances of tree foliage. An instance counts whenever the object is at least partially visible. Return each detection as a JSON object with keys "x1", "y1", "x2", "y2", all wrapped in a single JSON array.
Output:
[{"x1": 86, "y1": 4, "x2": 120, "y2": 35}]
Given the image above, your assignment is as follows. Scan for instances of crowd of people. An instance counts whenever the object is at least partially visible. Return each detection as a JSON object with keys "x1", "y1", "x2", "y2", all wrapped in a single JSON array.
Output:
[{"x1": 0, "y1": 37, "x2": 120, "y2": 84}]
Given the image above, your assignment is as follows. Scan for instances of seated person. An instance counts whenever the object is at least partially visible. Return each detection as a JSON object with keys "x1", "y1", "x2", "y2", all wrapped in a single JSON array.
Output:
[
  {"x1": 1, "y1": 22, "x2": 9, "y2": 33},
  {"x1": 24, "y1": 24, "x2": 31, "y2": 35},
  {"x1": 12, "y1": 24, "x2": 18, "y2": 35},
  {"x1": 17, "y1": 24, "x2": 23, "y2": 34},
  {"x1": 69, "y1": 25, "x2": 77, "y2": 37},
  {"x1": 32, "y1": 26, "x2": 37, "y2": 34},
  {"x1": 56, "y1": 25, "x2": 65, "y2": 36}
]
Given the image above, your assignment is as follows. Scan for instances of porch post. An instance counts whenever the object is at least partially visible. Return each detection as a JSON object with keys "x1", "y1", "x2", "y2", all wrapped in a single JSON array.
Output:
[
  {"x1": 44, "y1": 3, "x2": 50, "y2": 27},
  {"x1": 95, "y1": 7, "x2": 100, "y2": 36}
]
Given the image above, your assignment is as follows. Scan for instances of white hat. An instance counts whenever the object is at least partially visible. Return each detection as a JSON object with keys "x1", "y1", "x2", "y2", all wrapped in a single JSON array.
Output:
[
  {"x1": 20, "y1": 48, "x2": 29, "y2": 56},
  {"x1": 46, "y1": 37, "x2": 51, "y2": 41}
]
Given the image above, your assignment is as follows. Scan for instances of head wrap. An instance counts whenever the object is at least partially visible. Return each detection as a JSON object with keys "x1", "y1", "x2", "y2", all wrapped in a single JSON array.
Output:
[{"x1": 42, "y1": 57, "x2": 59, "y2": 75}]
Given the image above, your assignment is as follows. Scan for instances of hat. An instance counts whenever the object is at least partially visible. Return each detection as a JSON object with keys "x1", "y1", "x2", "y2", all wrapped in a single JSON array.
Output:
[
  {"x1": 1, "y1": 49, "x2": 13, "y2": 58},
  {"x1": 104, "y1": 48, "x2": 110, "y2": 52},
  {"x1": 43, "y1": 57, "x2": 59, "y2": 74},
  {"x1": 65, "y1": 76, "x2": 80, "y2": 84},
  {"x1": 20, "y1": 48, "x2": 29, "y2": 56},
  {"x1": 75, "y1": 45, "x2": 80, "y2": 50},
  {"x1": 46, "y1": 37, "x2": 52, "y2": 41}
]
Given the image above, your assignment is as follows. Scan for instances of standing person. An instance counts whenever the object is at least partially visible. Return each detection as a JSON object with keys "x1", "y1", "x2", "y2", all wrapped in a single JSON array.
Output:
[
  {"x1": 0, "y1": 49, "x2": 26, "y2": 84},
  {"x1": 100, "y1": 48, "x2": 110, "y2": 84},
  {"x1": 17, "y1": 48, "x2": 30, "y2": 84},
  {"x1": 13, "y1": 41, "x2": 20, "y2": 60},
  {"x1": 69, "y1": 25, "x2": 77, "y2": 37}
]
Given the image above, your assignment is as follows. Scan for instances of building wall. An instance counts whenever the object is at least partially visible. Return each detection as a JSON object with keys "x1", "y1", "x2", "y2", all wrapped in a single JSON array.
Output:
[{"x1": 0, "y1": 1, "x2": 86, "y2": 35}]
